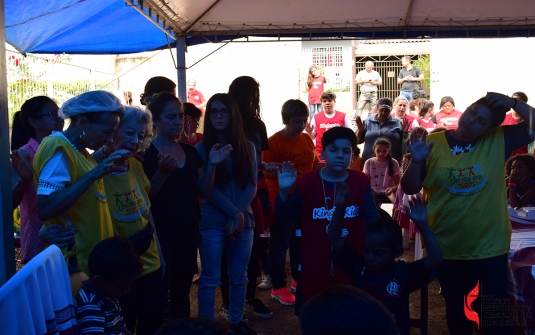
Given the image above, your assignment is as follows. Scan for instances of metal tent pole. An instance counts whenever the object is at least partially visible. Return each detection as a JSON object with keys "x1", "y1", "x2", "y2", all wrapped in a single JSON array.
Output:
[
  {"x1": 0, "y1": 0, "x2": 16, "y2": 284},
  {"x1": 176, "y1": 36, "x2": 187, "y2": 103}
]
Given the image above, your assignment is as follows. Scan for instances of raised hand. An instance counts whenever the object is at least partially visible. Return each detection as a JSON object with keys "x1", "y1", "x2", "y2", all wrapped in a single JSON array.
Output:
[
  {"x1": 263, "y1": 162, "x2": 282, "y2": 173},
  {"x1": 400, "y1": 117, "x2": 409, "y2": 133},
  {"x1": 277, "y1": 161, "x2": 298, "y2": 190},
  {"x1": 91, "y1": 149, "x2": 130, "y2": 179},
  {"x1": 334, "y1": 181, "x2": 350, "y2": 207},
  {"x1": 355, "y1": 116, "x2": 364, "y2": 132},
  {"x1": 406, "y1": 129, "x2": 433, "y2": 164},
  {"x1": 405, "y1": 195, "x2": 428, "y2": 226},
  {"x1": 208, "y1": 143, "x2": 232, "y2": 165},
  {"x1": 486, "y1": 92, "x2": 516, "y2": 110},
  {"x1": 38, "y1": 223, "x2": 76, "y2": 248},
  {"x1": 157, "y1": 152, "x2": 178, "y2": 175},
  {"x1": 305, "y1": 121, "x2": 314, "y2": 134},
  {"x1": 10, "y1": 150, "x2": 33, "y2": 181}
]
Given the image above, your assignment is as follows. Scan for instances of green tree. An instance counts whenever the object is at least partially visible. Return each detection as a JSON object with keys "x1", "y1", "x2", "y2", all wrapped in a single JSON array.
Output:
[{"x1": 413, "y1": 54, "x2": 430, "y2": 89}]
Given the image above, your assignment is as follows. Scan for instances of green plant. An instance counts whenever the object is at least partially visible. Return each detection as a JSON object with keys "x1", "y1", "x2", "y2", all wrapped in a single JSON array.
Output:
[{"x1": 413, "y1": 54, "x2": 430, "y2": 89}]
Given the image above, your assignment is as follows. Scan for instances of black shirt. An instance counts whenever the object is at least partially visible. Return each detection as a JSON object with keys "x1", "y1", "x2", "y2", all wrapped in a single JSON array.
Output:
[
  {"x1": 334, "y1": 243, "x2": 430, "y2": 335},
  {"x1": 142, "y1": 142, "x2": 204, "y2": 229}
]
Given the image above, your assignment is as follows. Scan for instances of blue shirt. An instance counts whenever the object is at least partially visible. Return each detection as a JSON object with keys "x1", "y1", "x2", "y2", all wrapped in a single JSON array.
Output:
[{"x1": 361, "y1": 115, "x2": 404, "y2": 163}]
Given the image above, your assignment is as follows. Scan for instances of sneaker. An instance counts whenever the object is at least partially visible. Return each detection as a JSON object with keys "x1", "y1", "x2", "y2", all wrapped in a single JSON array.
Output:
[
  {"x1": 271, "y1": 287, "x2": 296, "y2": 306},
  {"x1": 229, "y1": 321, "x2": 258, "y2": 335},
  {"x1": 244, "y1": 298, "x2": 273, "y2": 319},
  {"x1": 220, "y1": 305, "x2": 248, "y2": 324},
  {"x1": 291, "y1": 279, "x2": 298, "y2": 293},
  {"x1": 257, "y1": 274, "x2": 272, "y2": 289}
]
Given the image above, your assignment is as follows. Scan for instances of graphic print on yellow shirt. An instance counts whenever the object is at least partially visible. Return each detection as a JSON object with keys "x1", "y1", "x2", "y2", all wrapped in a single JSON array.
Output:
[
  {"x1": 423, "y1": 128, "x2": 511, "y2": 260},
  {"x1": 104, "y1": 158, "x2": 160, "y2": 276}
]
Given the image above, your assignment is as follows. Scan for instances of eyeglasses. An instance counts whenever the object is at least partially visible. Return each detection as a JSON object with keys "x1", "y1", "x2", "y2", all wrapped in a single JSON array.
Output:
[
  {"x1": 442, "y1": 104, "x2": 453, "y2": 109},
  {"x1": 35, "y1": 111, "x2": 60, "y2": 120},
  {"x1": 209, "y1": 108, "x2": 230, "y2": 117}
]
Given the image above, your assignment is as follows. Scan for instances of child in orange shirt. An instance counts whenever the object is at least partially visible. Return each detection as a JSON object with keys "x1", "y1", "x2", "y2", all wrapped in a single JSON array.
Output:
[{"x1": 262, "y1": 99, "x2": 322, "y2": 305}]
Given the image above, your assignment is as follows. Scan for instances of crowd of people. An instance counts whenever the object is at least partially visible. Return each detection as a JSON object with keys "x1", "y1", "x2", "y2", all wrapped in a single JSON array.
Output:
[{"x1": 9, "y1": 68, "x2": 535, "y2": 335}]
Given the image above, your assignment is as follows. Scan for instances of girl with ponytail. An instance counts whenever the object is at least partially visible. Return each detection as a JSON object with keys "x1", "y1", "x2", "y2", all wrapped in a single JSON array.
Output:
[
  {"x1": 10, "y1": 96, "x2": 64, "y2": 264},
  {"x1": 363, "y1": 137, "x2": 401, "y2": 204}
]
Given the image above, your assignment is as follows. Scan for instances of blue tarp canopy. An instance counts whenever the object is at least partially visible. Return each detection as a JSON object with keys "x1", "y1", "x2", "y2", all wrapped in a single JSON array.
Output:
[{"x1": 5, "y1": 0, "x2": 535, "y2": 55}]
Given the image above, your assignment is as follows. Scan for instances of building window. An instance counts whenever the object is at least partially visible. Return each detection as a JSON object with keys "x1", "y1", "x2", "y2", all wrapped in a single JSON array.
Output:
[{"x1": 312, "y1": 47, "x2": 343, "y2": 67}]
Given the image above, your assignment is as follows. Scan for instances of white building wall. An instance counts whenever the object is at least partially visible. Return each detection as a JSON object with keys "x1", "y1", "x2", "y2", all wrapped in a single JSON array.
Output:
[{"x1": 430, "y1": 38, "x2": 535, "y2": 110}]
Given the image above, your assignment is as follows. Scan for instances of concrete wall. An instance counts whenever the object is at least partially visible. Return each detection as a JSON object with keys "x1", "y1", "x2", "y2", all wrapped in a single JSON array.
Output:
[{"x1": 429, "y1": 38, "x2": 535, "y2": 111}]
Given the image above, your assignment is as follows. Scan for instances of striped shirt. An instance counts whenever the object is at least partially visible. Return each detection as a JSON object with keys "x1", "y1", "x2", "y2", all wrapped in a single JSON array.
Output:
[{"x1": 74, "y1": 282, "x2": 127, "y2": 335}]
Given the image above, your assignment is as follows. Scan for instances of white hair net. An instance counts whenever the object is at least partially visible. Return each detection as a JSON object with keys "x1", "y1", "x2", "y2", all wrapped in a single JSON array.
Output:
[{"x1": 59, "y1": 90, "x2": 124, "y2": 118}]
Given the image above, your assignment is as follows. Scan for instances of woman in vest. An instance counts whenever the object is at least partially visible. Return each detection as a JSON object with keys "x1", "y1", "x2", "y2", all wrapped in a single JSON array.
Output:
[
  {"x1": 33, "y1": 91, "x2": 125, "y2": 279},
  {"x1": 401, "y1": 92, "x2": 535, "y2": 335}
]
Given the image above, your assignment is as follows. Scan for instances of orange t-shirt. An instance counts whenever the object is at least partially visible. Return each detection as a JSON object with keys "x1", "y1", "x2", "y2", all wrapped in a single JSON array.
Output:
[
  {"x1": 262, "y1": 131, "x2": 320, "y2": 200},
  {"x1": 349, "y1": 156, "x2": 363, "y2": 172}
]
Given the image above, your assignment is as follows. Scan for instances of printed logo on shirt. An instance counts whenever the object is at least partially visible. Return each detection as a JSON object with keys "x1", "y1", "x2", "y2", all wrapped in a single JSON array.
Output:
[
  {"x1": 195, "y1": 95, "x2": 200, "y2": 100},
  {"x1": 93, "y1": 179, "x2": 108, "y2": 204},
  {"x1": 443, "y1": 164, "x2": 487, "y2": 196},
  {"x1": 386, "y1": 281, "x2": 400, "y2": 296},
  {"x1": 312, "y1": 205, "x2": 359, "y2": 221},
  {"x1": 319, "y1": 123, "x2": 341, "y2": 130},
  {"x1": 464, "y1": 281, "x2": 480, "y2": 330},
  {"x1": 111, "y1": 186, "x2": 147, "y2": 222}
]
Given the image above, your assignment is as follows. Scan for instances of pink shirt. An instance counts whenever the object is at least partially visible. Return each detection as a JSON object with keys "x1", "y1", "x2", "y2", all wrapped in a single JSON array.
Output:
[
  {"x1": 363, "y1": 158, "x2": 400, "y2": 194},
  {"x1": 435, "y1": 109, "x2": 463, "y2": 130}
]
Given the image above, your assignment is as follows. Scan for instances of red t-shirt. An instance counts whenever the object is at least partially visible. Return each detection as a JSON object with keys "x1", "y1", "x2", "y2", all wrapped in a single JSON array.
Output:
[
  {"x1": 308, "y1": 75, "x2": 325, "y2": 104},
  {"x1": 187, "y1": 89, "x2": 206, "y2": 112},
  {"x1": 391, "y1": 113, "x2": 415, "y2": 131},
  {"x1": 298, "y1": 170, "x2": 368, "y2": 303},
  {"x1": 502, "y1": 112, "x2": 522, "y2": 126},
  {"x1": 435, "y1": 109, "x2": 463, "y2": 130},
  {"x1": 414, "y1": 117, "x2": 435, "y2": 132},
  {"x1": 314, "y1": 111, "x2": 346, "y2": 157}
]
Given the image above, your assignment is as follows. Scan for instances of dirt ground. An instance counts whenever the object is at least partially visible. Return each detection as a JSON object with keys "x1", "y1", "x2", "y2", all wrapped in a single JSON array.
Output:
[{"x1": 187, "y1": 238, "x2": 450, "y2": 335}]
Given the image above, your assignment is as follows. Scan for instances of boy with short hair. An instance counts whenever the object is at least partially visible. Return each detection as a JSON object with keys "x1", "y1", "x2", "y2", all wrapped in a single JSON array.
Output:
[
  {"x1": 75, "y1": 236, "x2": 143, "y2": 335},
  {"x1": 328, "y1": 190, "x2": 442, "y2": 335},
  {"x1": 275, "y1": 127, "x2": 379, "y2": 313},
  {"x1": 306, "y1": 91, "x2": 354, "y2": 158}
]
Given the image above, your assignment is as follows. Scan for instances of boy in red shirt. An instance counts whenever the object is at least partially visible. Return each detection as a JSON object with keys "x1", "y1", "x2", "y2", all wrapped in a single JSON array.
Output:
[
  {"x1": 275, "y1": 127, "x2": 379, "y2": 314},
  {"x1": 306, "y1": 91, "x2": 354, "y2": 159}
]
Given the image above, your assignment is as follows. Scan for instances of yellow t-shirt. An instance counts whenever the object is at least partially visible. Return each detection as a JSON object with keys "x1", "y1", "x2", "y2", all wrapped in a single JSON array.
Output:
[
  {"x1": 423, "y1": 128, "x2": 511, "y2": 260},
  {"x1": 104, "y1": 158, "x2": 160, "y2": 276},
  {"x1": 33, "y1": 136, "x2": 114, "y2": 275}
]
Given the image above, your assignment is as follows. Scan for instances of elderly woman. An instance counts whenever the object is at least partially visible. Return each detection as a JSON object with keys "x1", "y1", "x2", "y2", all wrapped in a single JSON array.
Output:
[
  {"x1": 34, "y1": 91, "x2": 126, "y2": 278},
  {"x1": 89, "y1": 106, "x2": 162, "y2": 334},
  {"x1": 356, "y1": 97, "x2": 409, "y2": 163},
  {"x1": 401, "y1": 92, "x2": 535, "y2": 335}
]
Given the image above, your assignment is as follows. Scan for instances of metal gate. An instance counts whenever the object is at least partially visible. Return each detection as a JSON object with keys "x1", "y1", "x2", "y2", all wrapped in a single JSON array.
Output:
[{"x1": 355, "y1": 54, "x2": 426, "y2": 100}]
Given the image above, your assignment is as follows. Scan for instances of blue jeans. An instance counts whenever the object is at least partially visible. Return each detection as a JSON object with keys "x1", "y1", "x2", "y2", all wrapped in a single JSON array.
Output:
[
  {"x1": 400, "y1": 90, "x2": 413, "y2": 102},
  {"x1": 309, "y1": 104, "x2": 323, "y2": 121},
  {"x1": 198, "y1": 227, "x2": 254, "y2": 324}
]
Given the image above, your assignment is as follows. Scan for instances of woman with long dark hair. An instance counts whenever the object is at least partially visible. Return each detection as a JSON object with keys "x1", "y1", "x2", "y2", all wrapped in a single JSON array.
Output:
[
  {"x1": 196, "y1": 93, "x2": 258, "y2": 334},
  {"x1": 142, "y1": 92, "x2": 231, "y2": 320},
  {"x1": 10, "y1": 96, "x2": 65, "y2": 264}
]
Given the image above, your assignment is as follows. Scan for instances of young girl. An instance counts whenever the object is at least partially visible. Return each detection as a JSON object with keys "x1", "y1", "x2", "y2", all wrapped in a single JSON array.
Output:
[
  {"x1": 505, "y1": 154, "x2": 535, "y2": 208},
  {"x1": 363, "y1": 137, "x2": 401, "y2": 204},
  {"x1": 195, "y1": 93, "x2": 258, "y2": 335},
  {"x1": 307, "y1": 65, "x2": 326, "y2": 121},
  {"x1": 10, "y1": 96, "x2": 65, "y2": 264},
  {"x1": 412, "y1": 100, "x2": 435, "y2": 132}
]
